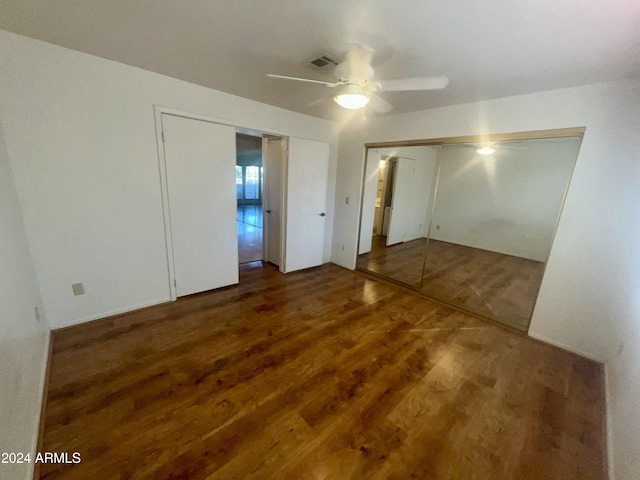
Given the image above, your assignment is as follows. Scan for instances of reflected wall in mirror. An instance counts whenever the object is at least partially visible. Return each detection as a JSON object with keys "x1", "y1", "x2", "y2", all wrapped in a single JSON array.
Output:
[
  {"x1": 358, "y1": 145, "x2": 440, "y2": 287},
  {"x1": 422, "y1": 136, "x2": 581, "y2": 331},
  {"x1": 357, "y1": 132, "x2": 582, "y2": 332}
]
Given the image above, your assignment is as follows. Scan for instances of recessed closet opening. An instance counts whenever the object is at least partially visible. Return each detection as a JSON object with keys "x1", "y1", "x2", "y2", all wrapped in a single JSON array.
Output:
[{"x1": 357, "y1": 128, "x2": 585, "y2": 332}]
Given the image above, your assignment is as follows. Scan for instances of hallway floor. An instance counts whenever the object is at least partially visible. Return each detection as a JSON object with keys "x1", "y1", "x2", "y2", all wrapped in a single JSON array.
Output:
[{"x1": 237, "y1": 205, "x2": 262, "y2": 263}]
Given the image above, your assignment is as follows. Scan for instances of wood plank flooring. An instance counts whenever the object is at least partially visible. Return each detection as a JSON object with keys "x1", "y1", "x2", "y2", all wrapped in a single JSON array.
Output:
[
  {"x1": 237, "y1": 205, "x2": 263, "y2": 264},
  {"x1": 357, "y1": 236, "x2": 427, "y2": 287},
  {"x1": 421, "y1": 240, "x2": 545, "y2": 332},
  {"x1": 237, "y1": 220, "x2": 262, "y2": 264},
  {"x1": 358, "y1": 236, "x2": 545, "y2": 331},
  {"x1": 39, "y1": 262, "x2": 605, "y2": 480}
]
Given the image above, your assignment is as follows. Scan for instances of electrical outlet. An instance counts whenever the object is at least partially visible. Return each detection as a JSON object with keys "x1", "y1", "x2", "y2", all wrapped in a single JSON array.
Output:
[
  {"x1": 436, "y1": 225, "x2": 440, "y2": 230},
  {"x1": 341, "y1": 245, "x2": 345, "y2": 251},
  {"x1": 72, "y1": 282, "x2": 85, "y2": 296},
  {"x1": 345, "y1": 196, "x2": 350, "y2": 205},
  {"x1": 35, "y1": 306, "x2": 40, "y2": 322}
]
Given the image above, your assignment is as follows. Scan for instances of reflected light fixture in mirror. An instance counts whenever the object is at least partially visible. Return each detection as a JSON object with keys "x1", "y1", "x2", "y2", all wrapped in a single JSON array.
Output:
[
  {"x1": 477, "y1": 145, "x2": 496, "y2": 155},
  {"x1": 334, "y1": 85, "x2": 370, "y2": 109}
]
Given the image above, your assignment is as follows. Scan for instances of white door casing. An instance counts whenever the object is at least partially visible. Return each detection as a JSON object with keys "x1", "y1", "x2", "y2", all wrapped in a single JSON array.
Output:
[{"x1": 263, "y1": 136, "x2": 285, "y2": 268}]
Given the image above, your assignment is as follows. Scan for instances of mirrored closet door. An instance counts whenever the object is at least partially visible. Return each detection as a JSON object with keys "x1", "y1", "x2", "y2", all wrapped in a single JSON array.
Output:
[
  {"x1": 358, "y1": 145, "x2": 440, "y2": 287},
  {"x1": 357, "y1": 130, "x2": 583, "y2": 332}
]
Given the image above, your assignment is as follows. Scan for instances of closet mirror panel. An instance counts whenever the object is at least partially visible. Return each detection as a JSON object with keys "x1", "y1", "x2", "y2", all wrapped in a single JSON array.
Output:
[
  {"x1": 357, "y1": 133, "x2": 582, "y2": 332},
  {"x1": 422, "y1": 136, "x2": 581, "y2": 331},
  {"x1": 357, "y1": 145, "x2": 440, "y2": 287}
]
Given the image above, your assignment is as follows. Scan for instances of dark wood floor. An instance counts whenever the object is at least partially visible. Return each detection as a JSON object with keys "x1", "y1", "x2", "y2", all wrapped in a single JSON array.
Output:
[
  {"x1": 357, "y1": 236, "x2": 427, "y2": 287},
  {"x1": 422, "y1": 240, "x2": 545, "y2": 331},
  {"x1": 358, "y1": 237, "x2": 545, "y2": 331},
  {"x1": 39, "y1": 262, "x2": 605, "y2": 479}
]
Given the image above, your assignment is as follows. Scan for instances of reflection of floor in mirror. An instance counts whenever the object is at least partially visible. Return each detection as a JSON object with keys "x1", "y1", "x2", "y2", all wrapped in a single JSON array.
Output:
[
  {"x1": 358, "y1": 236, "x2": 545, "y2": 331},
  {"x1": 358, "y1": 235, "x2": 427, "y2": 288},
  {"x1": 421, "y1": 240, "x2": 545, "y2": 331}
]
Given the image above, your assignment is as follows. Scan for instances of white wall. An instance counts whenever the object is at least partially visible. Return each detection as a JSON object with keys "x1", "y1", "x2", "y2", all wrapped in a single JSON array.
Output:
[
  {"x1": 331, "y1": 78, "x2": 640, "y2": 479},
  {"x1": 0, "y1": 123, "x2": 50, "y2": 480},
  {"x1": 332, "y1": 121, "x2": 367, "y2": 269},
  {"x1": 0, "y1": 29, "x2": 339, "y2": 329},
  {"x1": 430, "y1": 138, "x2": 579, "y2": 261}
]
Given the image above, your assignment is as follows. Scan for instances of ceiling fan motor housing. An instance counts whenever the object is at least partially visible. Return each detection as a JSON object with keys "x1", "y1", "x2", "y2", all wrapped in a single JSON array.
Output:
[{"x1": 334, "y1": 62, "x2": 375, "y2": 86}]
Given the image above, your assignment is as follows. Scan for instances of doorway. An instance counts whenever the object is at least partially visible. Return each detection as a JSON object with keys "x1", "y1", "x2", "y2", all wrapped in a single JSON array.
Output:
[
  {"x1": 236, "y1": 132, "x2": 264, "y2": 264},
  {"x1": 372, "y1": 156, "x2": 396, "y2": 238},
  {"x1": 236, "y1": 133, "x2": 329, "y2": 273},
  {"x1": 235, "y1": 130, "x2": 287, "y2": 268}
]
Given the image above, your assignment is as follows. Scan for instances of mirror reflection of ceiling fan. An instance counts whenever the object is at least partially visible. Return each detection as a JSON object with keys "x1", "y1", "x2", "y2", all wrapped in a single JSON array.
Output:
[{"x1": 267, "y1": 44, "x2": 449, "y2": 113}]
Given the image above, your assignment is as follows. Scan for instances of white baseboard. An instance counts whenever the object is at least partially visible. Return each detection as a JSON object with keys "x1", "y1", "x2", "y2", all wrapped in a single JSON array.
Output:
[
  {"x1": 52, "y1": 297, "x2": 172, "y2": 330},
  {"x1": 527, "y1": 331, "x2": 603, "y2": 363}
]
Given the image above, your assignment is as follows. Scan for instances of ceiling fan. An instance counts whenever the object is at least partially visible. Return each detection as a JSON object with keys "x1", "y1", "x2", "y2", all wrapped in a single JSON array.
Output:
[{"x1": 267, "y1": 44, "x2": 449, "y2": 113}]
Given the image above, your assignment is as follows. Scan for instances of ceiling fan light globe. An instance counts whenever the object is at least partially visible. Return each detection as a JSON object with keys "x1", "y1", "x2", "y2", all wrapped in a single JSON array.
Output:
[{"x1": 334, "y1": 93, "x2": 370, "y2": 109}]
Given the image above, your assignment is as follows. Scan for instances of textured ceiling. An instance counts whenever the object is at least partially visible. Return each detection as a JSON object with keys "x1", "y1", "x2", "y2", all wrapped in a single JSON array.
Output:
[{"x1": 1, "y1": 0, "x2": 639, "y2": 121}]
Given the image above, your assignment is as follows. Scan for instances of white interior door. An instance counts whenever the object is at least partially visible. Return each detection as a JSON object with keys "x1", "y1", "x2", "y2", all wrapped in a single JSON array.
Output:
[
  {"x1": 162, "y1": 114, "x2": 238, "y2": 296},
  {"x1": 386, "y1": 157, "x2": 416, "y2": 246},
  {"x1": 263, "y1": 136, "x2": 284, "y2": 267},
  {"x1": 285, "y1": 137, "x2": 329, "y2": 273}
]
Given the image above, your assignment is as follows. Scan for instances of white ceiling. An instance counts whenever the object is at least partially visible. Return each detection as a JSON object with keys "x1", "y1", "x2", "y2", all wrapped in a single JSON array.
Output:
[{"x1": 1, "y1": 0, "x2": 639, "y2": 121}]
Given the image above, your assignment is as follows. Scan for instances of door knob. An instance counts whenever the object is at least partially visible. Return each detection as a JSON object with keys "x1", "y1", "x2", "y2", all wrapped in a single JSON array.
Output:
[
  {"x1": 266, "y1": 209, "x2": 272, "y2": 213},
  {"x1": 318, "y1": 212, "x2": 326, "y2": 217}
]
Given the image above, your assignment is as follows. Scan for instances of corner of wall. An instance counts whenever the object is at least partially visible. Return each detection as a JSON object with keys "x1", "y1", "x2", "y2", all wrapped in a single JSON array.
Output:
[{"x1": 29, "y1": 330, "x2": 52, "y2": 480}]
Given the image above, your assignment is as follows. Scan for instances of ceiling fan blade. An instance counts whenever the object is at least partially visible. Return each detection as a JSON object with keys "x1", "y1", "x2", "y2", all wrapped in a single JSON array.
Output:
[
  {"x1": 304, "y1": 94, "x2": 332, "y2": 108},
  {"x1": 377, "y1": 75, "x2": 449, "y2": 92},
  {"x1": 367, "y1": 93, "x2": 394, "y2": 113},
  {"x1": 267, "y1": 74, "x2": 337, "y2": 87}
]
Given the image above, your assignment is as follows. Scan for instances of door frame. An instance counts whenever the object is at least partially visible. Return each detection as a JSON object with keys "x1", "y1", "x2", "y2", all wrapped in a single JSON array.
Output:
[
  {"x1": 154, "y1": 106, "x2": 289, "y2": 300},
  {"x1": 262, "y1": 135, "x2": 288, "y2": 273}
]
